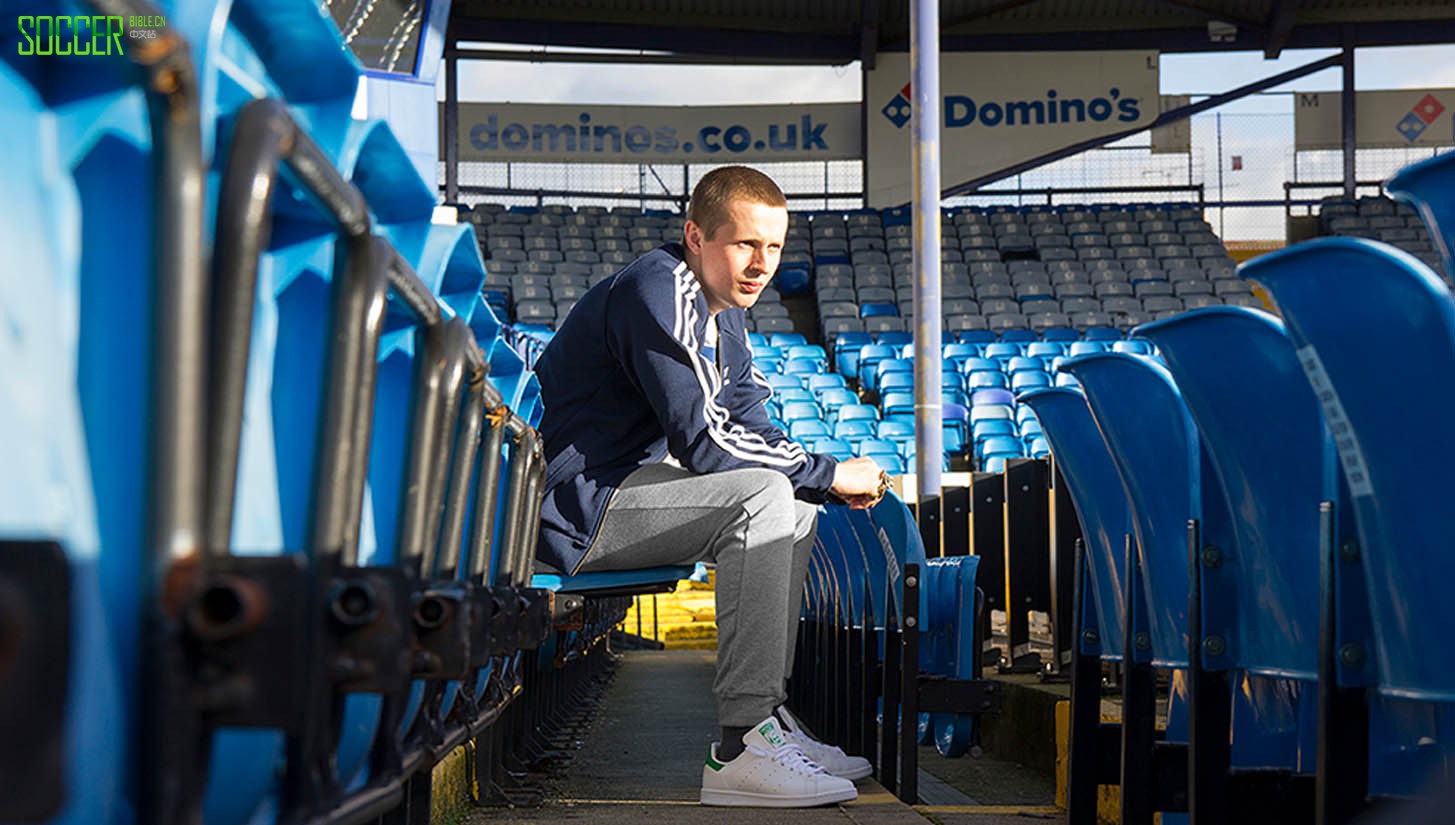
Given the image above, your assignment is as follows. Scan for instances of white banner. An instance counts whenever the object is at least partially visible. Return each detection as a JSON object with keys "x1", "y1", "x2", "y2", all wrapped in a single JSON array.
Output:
[
  {"x1": 446, "y1": 102, "x2": 860, "y2": 163},
  {"x1": 866, "y1": 51, "x2": 1160, "y2": 207},
  {"x1": 1295, "y1": 89, "x2": 1455, "y2": 150}
]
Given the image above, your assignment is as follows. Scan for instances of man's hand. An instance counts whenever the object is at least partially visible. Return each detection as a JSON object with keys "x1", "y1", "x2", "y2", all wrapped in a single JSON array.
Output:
[{"x1": 832, "y1": 457, "x2": 890, "y2": 510}]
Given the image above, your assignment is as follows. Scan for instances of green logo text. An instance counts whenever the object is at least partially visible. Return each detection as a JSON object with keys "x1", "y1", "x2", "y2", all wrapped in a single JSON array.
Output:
[{"x1": 16, "y1": 15, "x2": 137, "y2": 56}]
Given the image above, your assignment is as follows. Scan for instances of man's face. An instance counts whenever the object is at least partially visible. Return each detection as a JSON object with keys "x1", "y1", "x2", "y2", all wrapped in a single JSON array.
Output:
[{"x1": 684, "y1": 200, "x2": 788, "y2": 314}]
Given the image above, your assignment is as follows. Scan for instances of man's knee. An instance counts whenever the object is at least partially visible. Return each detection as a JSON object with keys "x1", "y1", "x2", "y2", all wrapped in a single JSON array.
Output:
[
  {"x1": 792, "y1": 501, "x2": 819, "y2": 543},
  {"x1": 734, "y1": 467, "x2": 795, "y2": 506}
]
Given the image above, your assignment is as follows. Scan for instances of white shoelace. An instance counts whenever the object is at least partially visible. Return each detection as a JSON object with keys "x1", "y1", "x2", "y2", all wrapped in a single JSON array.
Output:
[{"x1": 752, "y1": 742, "x2": 828, "y2": 775}]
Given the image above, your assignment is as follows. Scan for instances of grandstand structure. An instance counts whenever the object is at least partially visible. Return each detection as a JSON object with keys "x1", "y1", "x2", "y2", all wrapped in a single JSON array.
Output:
[{"x1": 5, "y1": 1, "x2": 1455, "y2": 825}]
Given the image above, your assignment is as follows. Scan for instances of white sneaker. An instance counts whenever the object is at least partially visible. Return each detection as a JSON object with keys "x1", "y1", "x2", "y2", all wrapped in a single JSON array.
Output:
[
  {"x1": 700, "y1": 717, "x2": 859, "y2": 807},
  {"x1": 776, "y1": 705, "x2": 874, "y2": 780}
]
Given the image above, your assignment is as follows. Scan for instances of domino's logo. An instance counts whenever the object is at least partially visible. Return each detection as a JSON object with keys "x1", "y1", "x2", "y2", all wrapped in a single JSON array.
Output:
[
  {"x1": 882, "y1": 84, "x2": 912, "y2": 128},
  {"x1": 1395, "y1": 93, "x2": 1445, "y2": 143}
]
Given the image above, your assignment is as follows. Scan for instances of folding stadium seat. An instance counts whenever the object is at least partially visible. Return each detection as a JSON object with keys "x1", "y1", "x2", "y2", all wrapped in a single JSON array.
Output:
[
  {"x1": 1141, "y1": 295, "x2": 1183, "y2": 314},
  {"x1": 1109, "y1": 339, "x2": 1153, "y2": 356},
  {"x1": 1134, "y1": 280, "x2": 1174, "y2": 298},
  {"x1": 1016, "y1": 282, "x2": 1055, "y2": 302},
  {"x1": 972, "y1": 272, "x2": 1013, "y2": 291},
  {"x1": 942, "y1": 314, "x2": 986, "y2": 333},
  {"x1": 1010, "y1": 371, "x2": 1052, "y2": 393},
  {"x1": 1094, "y1": 278, "x2": 1135, "y2": 298},
  {"x1": 1064, "y1": 310, "x2": 1109, "y2": 330},
  {"x1": 780, "y1": 401, "x2": 824, "y2": 424},
  {"x1": 819, "y1": 302, "x2": 858, "y2": 323},
  {"x1": 941, "y1": 282, "x2": 975, "y2": 301},
  {"x1": 967, "y1": 370, "x2": 1010, "y2": 391},
  {"x1": 1004, "y1": 356, "x2": 1044, "y2": 375},
  {"x1": 1173, "y1": 280, "x2": 1213, "y2": 297},
  {"x1": 864, "y1": 316, "x2": 906, "y2": 334},
  {"x1": 1078, "y1": 246, "x2": 1116, "y2": 261},
  {"x1": 879, "y1": 372, "x2": 914, "y2": 394},
  {"x1": 789, "y1": 419, "x2": 830, "y2": 442},
  {"x1": 855, "y1": 272, "x2": 893, "y2": 290},
  {"x1": 856, "y1": 438, "x2": 900, "y2": 460},
  {"x1": 1212, "y1": 278, "x2": 1252, "y2": 296},
  {"x1": 877, "y1": 391, "x2": 913, "y2": 418},
  {"x1": 858, "y1": 286, "x2": 895, "y2": 304},
  {"x1": 972, "y1": 418, "x2": 1018, "y2": 441},
  {"x1": 1053, "y1": 282, "x2": 1094, "y2": 301}
]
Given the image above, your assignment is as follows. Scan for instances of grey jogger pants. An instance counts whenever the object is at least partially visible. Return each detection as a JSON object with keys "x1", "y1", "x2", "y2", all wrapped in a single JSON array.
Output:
[{"x1": 577, "y1": 463, "x2": 819, "y2": 727}]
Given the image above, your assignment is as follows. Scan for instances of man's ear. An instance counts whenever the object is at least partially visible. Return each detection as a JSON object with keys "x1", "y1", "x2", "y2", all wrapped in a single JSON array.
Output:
[{"x1": 684, "y1": 219, "x2": 705, "y2": 254}]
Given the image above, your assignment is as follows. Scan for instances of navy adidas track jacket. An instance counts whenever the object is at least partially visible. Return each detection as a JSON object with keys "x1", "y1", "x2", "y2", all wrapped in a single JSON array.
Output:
[{"x1": 533, "y1": 243, "x2": 838, "y2": 574}]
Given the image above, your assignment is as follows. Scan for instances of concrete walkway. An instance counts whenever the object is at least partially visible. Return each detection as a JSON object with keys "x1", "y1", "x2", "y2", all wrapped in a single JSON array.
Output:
[{"x1": 464, "y1": 649, "x2": 1060, "y2": 825}]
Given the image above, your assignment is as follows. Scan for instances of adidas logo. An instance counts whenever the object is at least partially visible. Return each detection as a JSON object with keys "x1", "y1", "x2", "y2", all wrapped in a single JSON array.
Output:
[{"x1": 758, "y1": 720, "x2": 786, "y2": 747}]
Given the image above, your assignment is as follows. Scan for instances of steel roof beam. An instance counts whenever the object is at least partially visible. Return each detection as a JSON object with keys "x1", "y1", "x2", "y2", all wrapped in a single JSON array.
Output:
[{"x1": 1264, "y1": 0, "x2": 1300, "y2": 58}]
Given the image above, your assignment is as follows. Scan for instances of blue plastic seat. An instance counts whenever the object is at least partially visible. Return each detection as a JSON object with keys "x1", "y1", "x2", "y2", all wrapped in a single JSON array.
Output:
[
  {"x1": 808, "y1": 438, "x2": 854, "y2": 460},
  {"x1": 876, "y1": 331, "x2": 913, "y2": 346},
  {"x1": 770, "y1": 332, "x2": 807, "y2": 347},
  {"x1": 983, "y1": 342, "x2": 1022, "y2": 360},
  {"x1": 960, "y1": 356, "x2": 1000, "y2": 375},
  {"x1": 1011, "y1": 371, "x2": 1052, "y2": 393},
  {"x1": 999, "y1": 328, "x2": 1039, "y2": 344},
  {"x1": 780, "y1": 401, "x2": 823, "y2": 422},
  {"x1": 880, "y1": 372, "x2": 915, "y2": 393},
  {"x1": 1111, "y1": 339, "x2": 1154, "y2": 356},
  {"x1": 1017, "y1": 388, "x2": 1130, "y2": 661},
  {"x1": 880, "y1": 392, "x2": 914, "y2": 417},
  {"x1": 1243, "y1": 236, "x2": 1455, "y2": 704},
  {"x1": 787, "y1": 344, "x2": 828, "y2": 366},
  {"x1": 872, "y1": 453, "x2": 908, "y2": 474},
  {"x1": 766, "y1": 373, "x2": 801, "y2": 393},
  {"x1": 943, "y1": 342, "x2": 982, "y2": 363},
  {"x1": 1041, "y1": 327, "x2": 1081, "y2": 343},
  {"x1": 816, "y1": 387, "x2": 859, "y2": 417},
  {"x1": 789, "y1": 419, "x2": 830, "y2": 441},
  {"x1": 833, "y1": 331, "x2": 873, "y2": 376},
  {"x1": 972, "y1": 419, "x2": 1017, "y2": 438},
  {"x1": 856, "y1": 344, "x2": 898, "y2": 389},
  {"x1": 836, "y1": 403, "x2": 880, "y2": 424},
  {"x1": 833, "y1": 419, "x2": 876, "y2": 441},
  {"x1": 806, "y1": 373, "x2": 848, "y2": 394},
  {"x1": 1059, "y1": 353, "x2": 1195, "y2": 671},
  {"x1": 970, "y1": 388, "x2": 1015, "y2": 407},
  {"x1": 860, "y1": 302, "x2": 898, "y2": 318},
  {"x1": 783, "y1": 357, "x2": 822, "y2": 378},
  {"x1": 1025, "y1": 341, "x2": 1065, "y2": 358},
  {"x1": 958, "y1": 329, "x2": 998, "y2": 345},
  {"x1": 857, "y1": 438, "x2": 900, "y2": 457},
  {"x1": 967, "y1": 371, "x2": 1009, "y2": 390},
  {"x1": 1081, "y1": 326, "x2": 1123, "y2": 342},
  {"x1": 877, "y1": 419, "x2": 914, "y2": 440},
  {"x1": 775, "y1": 387, "x2": 814, "y2": 406},
  {"x1": 1005, "y1": 356, "x2": 1045, "y2": 374},
  {"x1": 1135, "y1": 307, "x2": 1325, "y2": 682}
]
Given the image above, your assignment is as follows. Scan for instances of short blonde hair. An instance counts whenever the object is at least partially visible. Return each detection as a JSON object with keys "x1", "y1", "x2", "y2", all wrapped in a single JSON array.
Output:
[{"x1": 687, "y1": 166, "x2": 787, "y2": 238}]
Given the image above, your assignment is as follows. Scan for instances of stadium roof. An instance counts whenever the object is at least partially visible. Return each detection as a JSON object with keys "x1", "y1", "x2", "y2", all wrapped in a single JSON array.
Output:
[{"x1": 449, "y1": 0, "x2": 1455, "y2": 63}]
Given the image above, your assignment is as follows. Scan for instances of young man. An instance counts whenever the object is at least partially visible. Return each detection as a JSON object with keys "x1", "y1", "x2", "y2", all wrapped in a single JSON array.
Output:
[{"x1": 534, "y1": 166, "x2": 885, "y2": 807}]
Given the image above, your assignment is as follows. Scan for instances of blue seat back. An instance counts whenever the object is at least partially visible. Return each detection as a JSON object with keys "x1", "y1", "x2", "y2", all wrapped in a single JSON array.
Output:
[
  {"x1": 1244, "y1": 238, "x2": 1455, "y2": 702},
  {"x1": 1060, "y1": 353, "x2": 1194, "y2": 668},
  {"x1": 1136, "y1": 307, "x2": 1324, "y2": 680},
  {"x1": 1019, "y1": 388, "x2": 1129, "y2": 660}
]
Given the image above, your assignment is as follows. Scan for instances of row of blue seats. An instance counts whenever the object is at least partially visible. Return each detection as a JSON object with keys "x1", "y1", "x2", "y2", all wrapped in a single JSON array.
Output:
[{"x1": 1037, "y1": 151, "x2": 1455, "y2": 823}]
